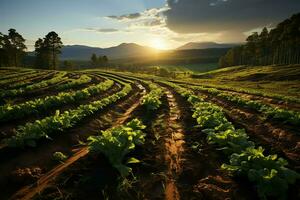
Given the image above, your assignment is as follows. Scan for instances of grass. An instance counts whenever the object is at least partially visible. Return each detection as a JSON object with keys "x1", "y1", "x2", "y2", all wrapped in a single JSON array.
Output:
[
  {"x1": 177, "y1": 64, "x2": 300, "y2": 100},
  {"x1": 148, "y1": 63, "x2": 219, "y2": 73}
]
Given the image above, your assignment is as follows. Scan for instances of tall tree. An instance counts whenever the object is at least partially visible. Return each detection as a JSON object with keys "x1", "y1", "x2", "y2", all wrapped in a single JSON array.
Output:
[
  {"x1": 44, "y1": 31, "x2": 63, "y2": 70},
  {"x1": 0, "y1": 32, "x2": 8, "y2": 67},
  {"x1": 7, "y1": 29, "x2": 27, "y2": 67},
  {"x1": 34, "y1": 38, "x2": 48, "y2": 68},
  {"x1": 91, "y1": 53, "x2": 98, "y2": 66},
  {"x1": 258, "y1": 27, "x2": 269, "y2": 65},
  {"x1": 102, "y1": 55, "x2": 108, "y2": 64}
]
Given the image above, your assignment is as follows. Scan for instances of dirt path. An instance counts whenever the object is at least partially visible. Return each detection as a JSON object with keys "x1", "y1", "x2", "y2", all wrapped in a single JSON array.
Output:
[
  {"x1": 164, "y1": 90, "x2": 185, "y2": 200},
  {"x1": 9, "y1": 83, "x2": 146, "y2": 200}
]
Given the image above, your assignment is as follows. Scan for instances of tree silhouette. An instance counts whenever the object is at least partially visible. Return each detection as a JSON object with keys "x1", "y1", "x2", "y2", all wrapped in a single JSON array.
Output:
[
  {"x1": 34, "y1": 32, "x2": 63, "y2": 69},
  {"x1": 0, "y1": 29, "x2": 26, "y2": 67},
  {"x1": 90, "y1": 54, "x2": 109, "y2": 67},
  {"x1": 34, "y1": 38, "x2": 47, "y2": 68},
  {"x1": 44, "y1": 31, "x2": 63, "y2": 70},
  {"x1": 8, "y1": 29, "x2": 27, "y2": 67},
  {"x1": 91, "y1": 53, "x2": 98, "y2": 66}
]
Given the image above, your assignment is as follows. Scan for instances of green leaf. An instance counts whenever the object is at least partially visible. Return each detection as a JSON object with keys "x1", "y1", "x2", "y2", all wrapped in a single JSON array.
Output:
[{"x1": 127, "y1": 157, "x2": 141, "y2": 164}]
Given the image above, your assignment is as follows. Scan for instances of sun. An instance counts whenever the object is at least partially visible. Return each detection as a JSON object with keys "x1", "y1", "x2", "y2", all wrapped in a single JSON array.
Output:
[{"x1": 150, "y1": 38, "x2": 168, "y2": 50}]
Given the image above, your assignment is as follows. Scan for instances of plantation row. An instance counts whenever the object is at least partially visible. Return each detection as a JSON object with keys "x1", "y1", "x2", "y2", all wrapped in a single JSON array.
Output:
[
  {"x1": 2, "y1": 78, "x2": 130, "y2": 147},
  {"x1": 88, "y1": 118, "x2": 146, "y2": 177},
  {"x1": 161, "y1": 81, "x2": 300, "y2": 200},
  {"x1": 0, "y1": 72, "x2": 68, "y2": 98},
  {"x1": 0, "y1": 69, "x2": 40, "y2": 82},
  {"x1": 0, "y1": 71, "x2": 51, "y2": 88},
  {"x1": 175, "y1": 80, "x2": 300, "y2": 105},
  {"x1": 0, "y1": 78, "x2": 113, "y2": 122},
  {"x1": 190, "y1": 85, "x2": 300, "y2": 127}
]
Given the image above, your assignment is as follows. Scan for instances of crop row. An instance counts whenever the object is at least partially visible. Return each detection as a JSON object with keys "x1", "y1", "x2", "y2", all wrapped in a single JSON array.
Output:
[
  {"x1": 0, "y1": 79, "x2": 114, "y2": 122},
  {"x1": 0, "y1": 70, "x2": 38, "y2": 81},
  {"x1": 4, "y1": 71, "x2": 54, "y2": 90},
  {"x1": 106, "y1": 72, "x2": 165, "y2": 111},
  {"x1": 191, "y1": 86, "x2": 300, "y2": 127},
  {"x1": 56, "y1": 74, "x2": 92, "y2": 90},
  {"x1": 0, "y1": 72, "x2": 69, "y2": 98},
  {"x1": 141, "y1": 82, "x2": 164, "y2": 111},
  {"x1": 4, "y1": 81, "x2": 132, "y2": 147},
  {"x1": 0, "y1": 70, "x2": 48, "y2": 86},
  {"x1": 176, "y1": 81, "x2": 300, "y2": 105},
  {"x1": 88, "y1": 118, "x2": 146, "y2": 177},
  {"x1": 162, "y1": 81, "x2": 300, "y2": 200}
]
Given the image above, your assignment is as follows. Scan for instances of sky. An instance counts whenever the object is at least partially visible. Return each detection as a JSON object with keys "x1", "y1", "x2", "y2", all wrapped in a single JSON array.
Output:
[{"x1": 1, "y1": 0, "x2": 299, "y2": 51}]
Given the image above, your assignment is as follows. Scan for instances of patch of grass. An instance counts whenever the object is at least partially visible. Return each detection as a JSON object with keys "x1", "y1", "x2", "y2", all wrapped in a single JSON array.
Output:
[{"x1": 178, "y1": 65, "x2": 300, "y2": 100}]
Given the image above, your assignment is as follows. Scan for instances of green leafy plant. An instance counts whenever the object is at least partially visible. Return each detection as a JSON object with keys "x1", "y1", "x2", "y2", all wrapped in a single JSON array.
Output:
[
  {"x1": 222, "y1": 146, "x2": 300, "y2": 199},
  {"x1": 4, "y1": 82, "x2": 132, "y2": 147},
  {"x1": 0, "y1": 72, "x2": 69, "y2": 99},
  {"x1": 88, "y1": 119, "x2": 146, "y2": 177},
  {"x1": 53, "y1": 151, "x2": 68, "y2": 162},
  {"x1": 0, "y1": 79, "x2": 114, "y2": 122},
  {"x1": 141, "y1": 83, "x2": 163, "y2": 111},
  {"x1": 191, "y1": 85, "x2": 300, "y2": 127}
]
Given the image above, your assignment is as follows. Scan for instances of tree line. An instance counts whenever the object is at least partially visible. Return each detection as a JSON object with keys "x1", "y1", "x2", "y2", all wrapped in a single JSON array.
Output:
[
  {"x1": 91, "y1": 53, "x2": 108, "y2": 67},
  {"x1": 0, "y1": 29, "x2": 63, "y2": 69},
  {"x1": 0, "y1": 29, "x2": 109, "y2": 70},
  {"x1": 219, "y1": 13, "x2": 300, "y2": 68}
]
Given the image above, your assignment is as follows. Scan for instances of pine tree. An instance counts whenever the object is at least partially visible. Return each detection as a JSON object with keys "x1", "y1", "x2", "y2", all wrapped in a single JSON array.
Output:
[{"x1": 44, "y1": 31, "x2": 63, "y2": 70}]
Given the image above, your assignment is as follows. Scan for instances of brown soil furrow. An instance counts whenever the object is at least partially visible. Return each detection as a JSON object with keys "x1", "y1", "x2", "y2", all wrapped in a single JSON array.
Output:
[{"x1": 164, "y1": 90, "x2": 185, "y2": 200}]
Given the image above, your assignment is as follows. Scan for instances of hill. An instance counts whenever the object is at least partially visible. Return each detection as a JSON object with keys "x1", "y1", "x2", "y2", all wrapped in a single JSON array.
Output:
[
  {"x1": 109, "y1": 48, "x2": 229, "y2": 67},
  {"x1": 177, "y1": 42, "x2": 239, "y2": 50},
  {"x1": 183, "y1": 64, "x2": 300, "y2": 99},
  {"x1": 60, "y1": 43, "x2": 157, "y2": 60}
]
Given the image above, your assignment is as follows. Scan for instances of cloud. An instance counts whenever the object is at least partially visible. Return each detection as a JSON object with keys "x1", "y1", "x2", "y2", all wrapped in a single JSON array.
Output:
[
  {"x1": 86, "y1": 28, "x2": 119, "y2": 33},
  {"x1": 106, "y1": 13, "x2": 142, "y2": 21},
  {"x1": 101, "y1": 1, "x2": 299, "y2": 44},
  {"x1": 105, "y1": 7, "x2": 169, "y2": 27},
  {"x1": 163, "y1": 0, "x2": 300, "y2": 34}
]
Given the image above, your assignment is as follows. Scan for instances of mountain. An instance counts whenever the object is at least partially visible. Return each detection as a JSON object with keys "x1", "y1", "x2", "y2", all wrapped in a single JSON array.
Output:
[
  {"x1": 60, "y1": 43, "x2": 157, "y2": 60},
  {"x1": 177, "y1": 42, "x2": 239, "y2": 50}
]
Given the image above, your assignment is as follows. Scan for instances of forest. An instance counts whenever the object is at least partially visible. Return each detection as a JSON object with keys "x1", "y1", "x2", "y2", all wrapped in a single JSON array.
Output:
[{"x1": 219, "y1": 13, "x2": 300, "y2": 67}]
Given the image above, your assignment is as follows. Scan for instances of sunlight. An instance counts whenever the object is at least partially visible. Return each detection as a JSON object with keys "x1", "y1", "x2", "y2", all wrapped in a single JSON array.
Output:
[{"x1": 150, "y1": 38, "x2": 168, "y2": 50}]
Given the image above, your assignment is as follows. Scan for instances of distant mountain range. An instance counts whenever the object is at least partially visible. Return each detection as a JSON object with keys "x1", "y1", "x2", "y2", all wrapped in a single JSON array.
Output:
[
  {"x1": 177, "y1": 42, "x2": 240, "y2": 50},
  {"x1": 60, "y1": 43, "x2": 157, "y2": 60},
  {"x1": 29, "y1": 42, "x2": 236, "y2": 61}
]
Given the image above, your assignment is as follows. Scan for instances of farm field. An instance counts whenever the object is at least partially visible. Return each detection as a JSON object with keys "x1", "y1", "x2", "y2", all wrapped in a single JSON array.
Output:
[{"x1": 0, "y1": 67, "x2": 299, "y2": 200}]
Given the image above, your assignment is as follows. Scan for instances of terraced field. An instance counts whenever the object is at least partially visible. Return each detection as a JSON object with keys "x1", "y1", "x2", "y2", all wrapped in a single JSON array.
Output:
[{"x1": 0, "y1": 68, "x2": 299, "y2": 200}]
